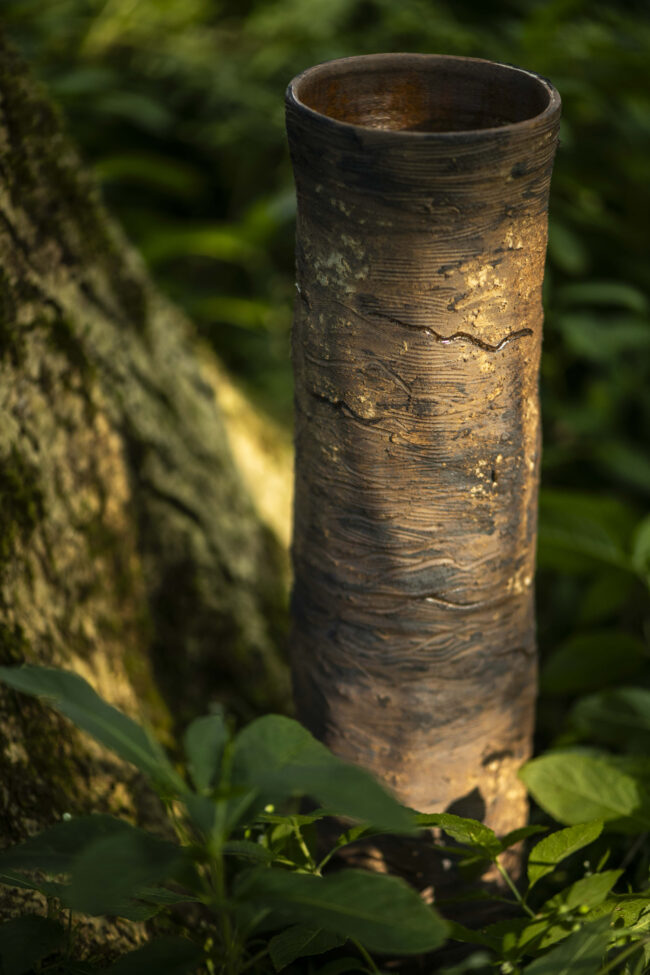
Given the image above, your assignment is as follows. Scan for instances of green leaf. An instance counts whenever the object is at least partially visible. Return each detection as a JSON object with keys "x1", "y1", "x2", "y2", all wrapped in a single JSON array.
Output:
[
  {"x1": 537, "y1": 490, "x2": 636, "y2": 574},
  {"x1": 415, "y1": 812, "x2": 500, "y2": 858},
  {"x1": 571, "y1": 688, "x2": 650, "y2": 752},
  {"x1": 0, "y1": 814, "x2": 141, "y2": 875},
  {"x1": 68, "y1": 830, "x2": 185, "y2": 918},
  {"x1": 141, "y1": 224, "x2": 260, "y2": 266},
  {"x1": 237, "y1": 867, "x2": 448, "y2": 954},
  {"x1": 557, "y1": 281, "x2": 647, "y2": 314},
  {"x1": 231, "y1": 715, "x2": 414, "y2": 833},
  {"x1": 547, "y1": 221, "x2": 589, "y2": 275},
  {"x1": 100, "y1": 937, "x2": 204, "y2": 975},
  {"x1": 183, "y1": 710, "x2": 228, "y2": 793},
  {"x1": 184, "y1": 793, "x2": 216, "y2": 835},
  {"x1": 519, "y1": 752, "x2": 650, "y2": 831},
  {"x1": 223, "y1": 840, "x2": 275, "y2": 862},
  {"x1": 0, "y1": 867, "x2": 67, "y2": 899},
  {"x1": 540, "y1": 631, "x2": 646, "y2": 695},
  {"x1": 0, "y1": 666, "x2": 184, "y2": 794},
  {"x1": 0, "y1": 915, "x2": 65, "y2": 975},
  {"x1": 543, "y1": 870, "x2": 622, "y2": 913},
  {"x1": 522, "y1": 916, "x2": 611, "y2": 974},
  {"x1": 528, "y1": 822, "x2": 604, "y2": 889},
  {"x1": 269, "y1": 925, "x2": 345, "y2": 971}
]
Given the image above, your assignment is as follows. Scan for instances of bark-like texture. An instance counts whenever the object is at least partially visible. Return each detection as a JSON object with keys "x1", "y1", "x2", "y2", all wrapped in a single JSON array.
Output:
[
  {"x1": 287, "y1": 54, "x2": 560, "y2": 835},
  {"x1": 0, "y1": 29, "x2": 289, "y2": 935}
]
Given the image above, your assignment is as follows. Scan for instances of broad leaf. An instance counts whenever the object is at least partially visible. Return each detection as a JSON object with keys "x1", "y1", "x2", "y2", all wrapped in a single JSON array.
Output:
[
  {"x1": 236, "y1": 867, "x2": 448, "y2": 954},
  {"x1": 269, "y1": 925, "x2": 345, "y2": 971},
  {"x1": 0, "y1": 666, "x2": 184, "y2": 794},
  {"x1": 183, "y1": 710, "x2": 228, "y2": 792},
  {"x1": 528, "y1": 822, "x2": 603, "y2": 889},
  {"x1": 0, "y1": 815, "x2": 140, "y2": 875},
  {"x1": 571, "y1": 688, "x2": 650, "y2": 753},
  {"x1": 68, "y1": 829, "x2": 185, "y2": 918},
  {"x1": 519, "y1": 753, "x2": 650, "y2": 831},
  {"x1": 543, "y1": 870, "x2": 622, "y2": 913},
  {"x1": 522, "y1": 916, "x2": 610, "y2": 974},
  {"x1": 0, "y1": 915, "x2": 65, "y2": 975},
  {"x1": 415, "y1": 812, "x2": 500, "y2": 858},
  {"x1": 231, "y1": 715, "x2": 413, "y2": 832},
  {"x1": 100, "y1": 936, "x2": 204, "y2": 974}
]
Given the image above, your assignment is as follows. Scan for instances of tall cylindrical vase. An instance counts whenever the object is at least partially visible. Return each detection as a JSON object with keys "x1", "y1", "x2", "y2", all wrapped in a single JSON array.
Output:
[{"x1": 286, "y1": 54, "x2": 560, "y2": 835}]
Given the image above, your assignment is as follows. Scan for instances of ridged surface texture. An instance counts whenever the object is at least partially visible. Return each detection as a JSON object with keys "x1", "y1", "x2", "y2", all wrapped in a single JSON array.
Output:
[{"x1": 287, "y1": 54, "x2": 560, "y2": 834}]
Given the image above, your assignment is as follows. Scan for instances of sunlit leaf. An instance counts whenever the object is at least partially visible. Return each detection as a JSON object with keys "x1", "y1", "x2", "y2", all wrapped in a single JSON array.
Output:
[
  {"x1": 520, "y1": 752, "x2": 650, "y2": 831},
  {"x1": 528, "y1": 822, "x2": 603, "y2": 889}
]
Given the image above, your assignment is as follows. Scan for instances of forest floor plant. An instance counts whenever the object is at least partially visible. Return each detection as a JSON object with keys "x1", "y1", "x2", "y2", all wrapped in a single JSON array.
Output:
[{"x1": 0, "y1": 667, "x2": 650, "y2": 974}]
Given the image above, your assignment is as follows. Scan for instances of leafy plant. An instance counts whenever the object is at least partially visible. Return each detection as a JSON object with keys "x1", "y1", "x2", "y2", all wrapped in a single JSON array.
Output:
[{"x1": 2, "y1": 666, "x2": 650, "y2": 974}]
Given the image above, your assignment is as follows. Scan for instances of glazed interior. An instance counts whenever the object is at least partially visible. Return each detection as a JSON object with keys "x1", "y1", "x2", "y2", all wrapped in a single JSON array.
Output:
[{"x1": 292, "y1": 55, "x2": 552, "y2": 133}]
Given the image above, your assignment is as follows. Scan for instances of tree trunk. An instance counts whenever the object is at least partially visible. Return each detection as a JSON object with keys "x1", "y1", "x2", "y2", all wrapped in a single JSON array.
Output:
[
  {"x1": 0, "y1": 30, "x2": 289, "y2": 944},
  {"x1": 287, "y1": 54, "x2": 560, "y2": 836}
]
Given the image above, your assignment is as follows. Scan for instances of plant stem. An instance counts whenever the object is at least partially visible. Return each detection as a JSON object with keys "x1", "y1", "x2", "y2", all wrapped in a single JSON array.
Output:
[
  {"x1": 239, "y1": 946, "x2": 271, "y2": 973},
  {"x1": 495, "y1": 859, "x2": 536, "y2": 919},
  {"x1": 352, "y1": 939, "x2": 380, "y2": 974},
  {"x1": 596, "y1": 938, "x2": 649, "y2": 974},
  {"x1": 291, "y1": 817, "x2": 318, "y2": 872}
]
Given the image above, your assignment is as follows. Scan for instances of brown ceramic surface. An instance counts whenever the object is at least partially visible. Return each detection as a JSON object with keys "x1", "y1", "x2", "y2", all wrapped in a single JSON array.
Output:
[{"x1": 286, "y1": 54, "x2": 560, "y2": 835}]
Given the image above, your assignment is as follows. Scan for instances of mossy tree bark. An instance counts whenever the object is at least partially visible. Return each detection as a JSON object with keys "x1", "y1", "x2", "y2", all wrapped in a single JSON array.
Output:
[{"x1": 0, "y1": 30, "x2": 289, "y2": 942}]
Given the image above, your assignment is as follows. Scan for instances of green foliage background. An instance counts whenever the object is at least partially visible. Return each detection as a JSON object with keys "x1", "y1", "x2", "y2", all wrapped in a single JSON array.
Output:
[{"x1": 4, "y1": 0, "x2": 650, "y2": 800}]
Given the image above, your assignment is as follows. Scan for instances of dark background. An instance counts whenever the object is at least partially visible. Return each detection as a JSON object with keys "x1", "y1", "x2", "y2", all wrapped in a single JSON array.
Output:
[{"x1": 5, "y1": 0, "x2": 650, "y2": 752}]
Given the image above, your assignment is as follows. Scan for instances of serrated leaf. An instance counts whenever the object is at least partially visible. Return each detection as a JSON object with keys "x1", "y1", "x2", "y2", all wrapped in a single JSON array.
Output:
[
  {"x1": 183, "y1": 711, "x2": 228, "y2": 793},
  {"x1": 415, "y1": 812, "x2": 500, "y2": 858},
  {"x1": 68, "y1": 829, "x2": 185, "y2": 918},
  {"x1": 522, "y1": 916, "x2": 610, "y2": 974},
  {"x1": 0, "y1": 915, "x2": 65, "y2": 975},
  {"x1": 231, "y1": 715, "x2": 413, "y2": 833},
  {"x1": 99, "y1": 936, "x2": 204, "y2": 974},
  {"x1": 519, "y1": 753, "x2": 650, "y2": 831},
  {"x1": 0, "y1": 666, "x2": 184, "y2": 795},
  {"x1": 528, "y1": 822, "x2": 604, "y2": 889},
  {"x1": 269, "y1": 925, "x2": 345, "y2": 971},
  {"x1": 236, "y1": 867, "x2": 448, "y2": 954}
]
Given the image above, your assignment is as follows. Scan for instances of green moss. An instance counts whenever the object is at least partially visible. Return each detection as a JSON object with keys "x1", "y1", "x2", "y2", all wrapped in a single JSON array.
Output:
[{"x1": 0, "y1": 446, "x2": 45, "y2": 566}]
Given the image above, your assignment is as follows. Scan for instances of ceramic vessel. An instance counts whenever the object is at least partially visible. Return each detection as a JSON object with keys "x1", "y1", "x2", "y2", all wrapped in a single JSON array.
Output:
[{"x1": 286, "y1": 53, "x2": 561, "y2": 833}]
